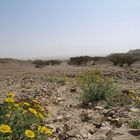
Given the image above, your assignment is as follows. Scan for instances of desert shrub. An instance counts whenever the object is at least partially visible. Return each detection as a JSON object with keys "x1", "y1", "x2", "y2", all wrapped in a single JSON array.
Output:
[
  {"x1": 92, "y1": 57, "x2": 105, "y2": 65},
  {"x1": 129, "y1": 119, "x2": 140, "y2": 129},
  {"x1": 69, "y1": 56, "x2": 105, "y2": 66},
  {"x1": 77, "y1": 70, "x2": 118, "y2": 105},
  {"x1": 34, "y1": 64, "x2": 44, "y2": 68},
  {"x1": 108, "y1": 54, "x2": 122, "y2": 66},
  {"x1": 77, "y1": 70, "x2": 139, "y2": 106},
  {"x1": 69, "y1": 56, "x2": 92, "y2": 66},
  {"x1": 32, "y1": 60, "x2": 49, "y2": 68},
  {"x1": 108, "y1": 53, "x2": 137, "y2": 67},
  {"x1": 124, "y1": 55, "x2": 138, "y2": 66},
  {"x1": 55, "y1": 76, "x2": 67, "y2": 85},
  {"x1": 0, "y1": 92, "x2": 52, "y2": 139},
  {"x1": 45, "y1": 76, "x2": 67, "y2": 85},
  {"x1": 47, "y1": 60, "x2": 61, "y2": 66},
  {"x1": 128, "y1": 49, "x2": 140, "y2": 60},
  {"x1": 107, "y1": 89, "x2": 138, "y2": 106},
  {"x1": 32, "y1": 59, "x2": 61, "y2": 68}
]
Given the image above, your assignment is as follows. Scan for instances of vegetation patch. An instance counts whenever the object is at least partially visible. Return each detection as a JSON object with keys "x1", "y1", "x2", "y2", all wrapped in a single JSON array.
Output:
[
  {"x1": 108, "y1": 53, "x2": 138, "y2": 67},
  {"x1": 0, "y1": 92, "x2": 52, "y2": 140},
  {"x1": 69, "y1": 56, "x2": 104, "y2": 66},
  {"x1": 32, "y1": 60, "x2": 61, "y2": 68},
  {"x1": 77, "y1": 70, "x2": 139, "y2": 107},
  {"x1": 45, "y1": 75, "x2": 67, "y2": 86},
  {"x1": 77, "y1": 70, "x2": 117, "y2": 105},
  {"x1": 129, "y1": 119, "x2": 140, "y2": 129}
]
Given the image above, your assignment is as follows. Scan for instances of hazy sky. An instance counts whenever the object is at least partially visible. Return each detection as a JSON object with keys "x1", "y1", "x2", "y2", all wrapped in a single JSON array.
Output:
[{"x1": 0, "y1": 0, "x2": 140, "y2": 58}]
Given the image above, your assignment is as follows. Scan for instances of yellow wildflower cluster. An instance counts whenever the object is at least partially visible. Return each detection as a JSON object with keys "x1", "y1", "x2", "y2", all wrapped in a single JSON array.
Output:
[
  {"x1": 128, "y1": 89, "x2": 140, "y2": 103},
  {"x1": 29, "y1": 107, "x2": 38, "y2": 116},
  {"x1": 0, "y1": 92, "x2": 52, "y2": 139},
  {"x1": 23, "y1": 102, "x2": 30, "y2": 106},
  {"x1": 4, "y1": 98, "x2": 15, "y2": 103},
  {"x1": 38, "y1": 125, "x2": 52, "y2": 136}
]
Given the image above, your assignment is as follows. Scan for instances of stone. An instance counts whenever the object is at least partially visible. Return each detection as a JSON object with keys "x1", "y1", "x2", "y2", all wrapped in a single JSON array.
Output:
[
  {"x1": 58, "y1": 133, "x2": 67, "y2": 140},
  {"x1": 89, "y1": 133, "x2": 108, "y2": 140},
  {"x1": 57, "y1": 97, "x2": 63, "y2": 102},
  {"x1": 122, "y1": 89, "x2": 129, "y2": 94},
  {"x1": 130, "y1": 107, "x2": 140, "y2": 113},
  {"x1": 105, "y1": 110, "x2": 116, "y2": 117},
  {"x1": 111, "y1": 126, "x2": 138, "y2": 140},
  {"x1": 55, "y1": 115, "x2": 63, "y2": 122},
  {"x1": 109, "y1": 118, "x2": 122, "y2": 128},
  {"x1": 80, "y1": 111, "x2": 90, "y2": 122},
  {"x1": 94, "y1": 106, "x2": 104, "y2": 110},
  {"x1": 100, "y1": 126, "x2": 112, "y2": 134},
  {"x1": 82, "y1": 134, "x2": 88, "y2": 138},
  {"x1": 93, "y1": 122, "x2": 102, "y2": 129},
  {"x1": 112, "y1": 134, "x2": 137, "y2": 140},
  {"x1": 70, "y1": 87, "x2": 76, "y2": 92},
  {"x1": 128, "y1": 129, "x2": 140, "y2": 136}
]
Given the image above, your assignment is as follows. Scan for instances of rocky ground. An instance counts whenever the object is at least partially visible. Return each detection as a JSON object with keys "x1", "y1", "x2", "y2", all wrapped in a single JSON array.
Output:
[{"x1": 0, "y1": 62, "x2": 140, "y2": 140}]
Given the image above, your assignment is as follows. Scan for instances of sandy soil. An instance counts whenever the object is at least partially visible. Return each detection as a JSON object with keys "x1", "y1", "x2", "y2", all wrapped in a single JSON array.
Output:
[{"x1": 0, "y1": 61, "x2": 140, "y2": 140}]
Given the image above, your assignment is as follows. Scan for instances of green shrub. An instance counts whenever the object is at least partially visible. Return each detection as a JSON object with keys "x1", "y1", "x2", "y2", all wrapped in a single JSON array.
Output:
[
  {"x1": 129, "y1": 119, "x2": 140, "y2": 129},
  {"x1": 47, "y1": 60, "x2": 61, "y2": 66},
  {"x1": 92, "y1": 57, "x2": 105, "y2": 65},
  {"x1": 108, "y1": 54, "x2": 122, "y2": 66},
  {"x1": 69, "y1": 56, "x2": 92, "y2": 66},
  {"x1": 77, "y1": 70, "x2": 140, "y2": 106},
  {"x1": 109, "y1": 88, "x2": 135, "y2": 107},
  {"x1": 124, "y1": 55, "x2": 138, "y2": 66},
  {"x1": 32, "y1": 59, "x2": 61, "y2": 68},
  {"x1": 77, "y1": 70, "x2": 117, "y2": 105},
  {"x1": 108, "y1": 53, "x2": 137, "y2": 67},
  {"x1": 69, "y1": 56, "x2": 105, "y2": 66}
]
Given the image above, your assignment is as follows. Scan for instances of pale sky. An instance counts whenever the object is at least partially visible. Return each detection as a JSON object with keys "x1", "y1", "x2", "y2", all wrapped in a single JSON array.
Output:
[{"x1": 0, "y1": 0, "x2": 140, "y2": 59}]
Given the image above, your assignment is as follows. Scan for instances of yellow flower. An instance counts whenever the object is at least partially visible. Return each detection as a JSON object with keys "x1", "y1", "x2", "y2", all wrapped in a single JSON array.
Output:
[
  {"x1": 96, "y1": 75, "x2": 102, "y2": 82},
  {"x1": 7, "y1": 92, "x2": 15, "y2": 97},
  {"x1": 38, "y1": 126, "x2": 52, "y2": 136},
  {"x1": 25, "y1": 130, "x2": 35, "y2": 138},
  {"x1": 14, "y1": 103, "x2": 20, "y2": 107},
  {"x1": 38, "y1": 112, "x2": 44, "y2": 119},
  {"x1": 4, "y1": 98, "x2": 15, "y2": 103},
  {"x1": 37, "y1": 125, "x2": 42, "y2": 131},
  {"x1": 0, "y1": 125, "x2": 12, "y2": 133},
  {"x1": 107, "y1": 78, "x2": 113, "y2": 83},
  {"x1": 22, "y1": 110, "x2": 27, "y2": 114},
  {"x1": 32, "y1": 99, "x2": 40, "y2": 104},
  {"x1": 23, "y1": 102, "x2": 30, "y2": 106},
  {"x1": 29, "y1": 108, "x2": 37, "y2": 116},
  {"x1": 129, "y1": 90, "x2": 135, "y2": 95},
  {"x1": 5, "y1": 114, "x2": 11, "y2": 118},
  {"x1": 8, "y1": 106, "x2": 12, "y2": 109},
  {"x1": 18, "y1": 107, "x2": 23, "y2": 111}
]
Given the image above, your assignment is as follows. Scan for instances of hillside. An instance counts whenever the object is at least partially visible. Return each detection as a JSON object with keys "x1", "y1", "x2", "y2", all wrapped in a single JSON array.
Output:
[{"x1": 0, "y1": 58, "x2": 28, "y2": 64}]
